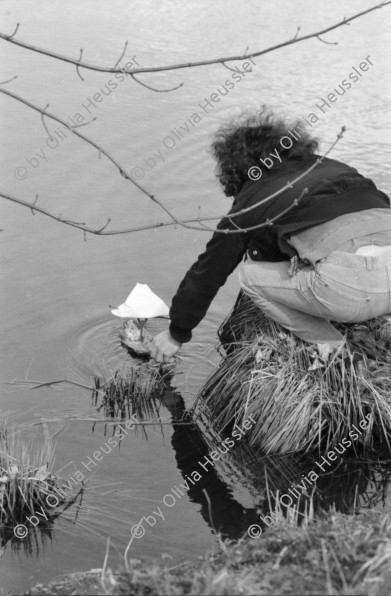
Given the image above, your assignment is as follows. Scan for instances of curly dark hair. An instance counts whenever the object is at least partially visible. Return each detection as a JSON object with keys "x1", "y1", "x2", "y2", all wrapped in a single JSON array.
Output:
[{"x1": 211, "y1": 108, "x2": 319, "y2": 197}]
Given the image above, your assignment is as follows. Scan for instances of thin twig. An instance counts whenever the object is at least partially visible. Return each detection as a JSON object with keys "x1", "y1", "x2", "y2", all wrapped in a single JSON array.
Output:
[
  {"x1": 2, "y1": 67, "x2": 344, "y2": 224},
  {"x1": 6, "y1": 22, "x2": 20, "y2": 39},
  {"x1": 31, "y1": 194, "x2": 38, "y2": 215},
  {"x1": 1, "y1": 78, "x2": 344, "y2": 238},
  {"x1": 2, "y1": 377, "x2": 105, "y2": 394},
  {"x1": 40, "y1": 103, "x2": 51, "y2": 137},
  {"x1": 317, "y1": 35, "x2": 338, "y2": 45},
  {"x1": 0, "y1": 3, "x2": 389, "y2": 74},
  {"x1": 0, "y1": 129, "x2": 343, "y2": 236},
  {"x1": 113, "y1": 40, "x2": 128, "y2": 70},
  {"x1": 217, "y1": 126, "x2": 346, "y2": 225},
  {"x1": 95, "y1": 218, "x2": 111, "y2": 233},
  {"x1": 293, "y1": 26, "x2": 301, "y2": 40},
  {"x1": 0, "y1": 87, "x2": 181, "y2": 226},
  {"x1": 0, "y1": 74, "x2": 17, "y2": 85},
  {"x1": 0, "y1": 187, "x2": 303, "y2": 235},
  {"x1": 223, "y1": 46, "x2": 250, "y2": 74},
  {"x1": 26, "y1": 417, "x2": 194, "y2": 426},
  {"x1": 0, "y1": 191, "x2": 172, "y2": 235},
  {"x1": 76, "y1": 49, "x2": 84, "y2": 81},
  {"x1": 130, "y1": 73, "x2": 184, "y2": 93},
  {"x1": 221, "y1": 62, "x2": 244, "y2": 74}
]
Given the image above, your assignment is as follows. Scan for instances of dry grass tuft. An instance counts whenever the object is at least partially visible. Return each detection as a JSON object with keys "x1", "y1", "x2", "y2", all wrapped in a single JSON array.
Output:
[
  {"x1": 93, "y1": 364, "x2": 168, "y2": 421},
  {"x1": 195, "y1": 292, "x2": 391, "y2": 454},
  {"x1": 0, "y1": 424, "x2": 55, "y2": 521},
  {"x1": 0, "y1": 417, "x2": 85, "y2": 555}
]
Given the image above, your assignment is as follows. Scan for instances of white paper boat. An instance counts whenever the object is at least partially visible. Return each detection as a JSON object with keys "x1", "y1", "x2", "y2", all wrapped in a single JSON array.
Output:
[{"x1": 111, "y1": 283, "x2": 169, "y2": 318}]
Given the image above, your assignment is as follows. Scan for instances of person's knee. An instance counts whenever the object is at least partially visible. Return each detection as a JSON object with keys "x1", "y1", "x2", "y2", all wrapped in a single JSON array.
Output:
[
  {"x1": 239, "y1": 263, "x2": 270, "y2": 304},
  {"x1": 239, "y1": 262, "x2": 256, "y2": 292}
]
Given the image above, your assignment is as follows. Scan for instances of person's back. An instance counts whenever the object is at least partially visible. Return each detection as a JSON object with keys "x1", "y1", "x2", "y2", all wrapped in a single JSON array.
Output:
[{"x1": 150, "y1": 109, "x2": 391, "y2": 364}]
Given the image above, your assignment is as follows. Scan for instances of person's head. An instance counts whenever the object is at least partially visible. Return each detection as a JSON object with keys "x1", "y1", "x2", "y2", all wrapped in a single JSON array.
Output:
[{"x1": 211, "y1": 107, "x2": 319, "y2": 197}]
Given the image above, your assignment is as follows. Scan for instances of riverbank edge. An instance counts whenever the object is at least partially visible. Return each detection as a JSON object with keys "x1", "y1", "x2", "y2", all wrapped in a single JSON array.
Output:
[{"x1": 18, "y1": 508, "x2": 391, "y2": 596}]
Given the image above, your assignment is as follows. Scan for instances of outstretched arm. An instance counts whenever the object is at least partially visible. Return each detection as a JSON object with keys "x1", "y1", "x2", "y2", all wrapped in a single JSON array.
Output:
[{"x1": 151, "y1": 217, "x2": 248, "y2": 361}]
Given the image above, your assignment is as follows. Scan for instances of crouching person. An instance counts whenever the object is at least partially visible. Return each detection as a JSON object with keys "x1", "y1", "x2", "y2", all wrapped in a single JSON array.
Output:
[{"x1": 151, "y1": 109, "x2": 391, "y2": 364}]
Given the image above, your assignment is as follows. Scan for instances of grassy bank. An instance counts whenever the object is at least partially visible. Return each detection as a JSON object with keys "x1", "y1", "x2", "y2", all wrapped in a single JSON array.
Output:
[
  {"x1": 23, "y1": 508, "x2": 391, "y2": 596},
  {"x1": 197, "y1": 292, "x2": 391, "y2": 455}
]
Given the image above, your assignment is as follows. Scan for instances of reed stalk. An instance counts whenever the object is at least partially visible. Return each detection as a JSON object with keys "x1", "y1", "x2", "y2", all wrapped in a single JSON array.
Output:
[{"x1": 196, "y1": 292, "x2": 391, "y2": 454}]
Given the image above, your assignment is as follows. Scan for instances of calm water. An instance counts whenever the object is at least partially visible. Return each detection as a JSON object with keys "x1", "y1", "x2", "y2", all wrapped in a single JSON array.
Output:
[{"x1": 1, "y1": 0, "x2": 391, "y2": 591}]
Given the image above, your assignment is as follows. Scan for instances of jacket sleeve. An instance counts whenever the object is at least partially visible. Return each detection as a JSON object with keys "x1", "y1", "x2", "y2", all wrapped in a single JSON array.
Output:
[{"x1": 169, "y1": 217, "x2": 248, "y2": 343}]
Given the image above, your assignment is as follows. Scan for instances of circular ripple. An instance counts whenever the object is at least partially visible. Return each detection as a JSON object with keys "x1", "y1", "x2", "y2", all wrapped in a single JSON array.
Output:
[
  {"x1": 68, "y1": 316, "x2": 168, "y2": 381},
  {"x1": 68, "y1": 315, "x2": 131, "y2": 379}
]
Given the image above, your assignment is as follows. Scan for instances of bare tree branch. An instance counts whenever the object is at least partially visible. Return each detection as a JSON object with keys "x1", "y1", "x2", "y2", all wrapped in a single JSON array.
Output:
[
  {"x1": 6, "y1": 84, "x2": 338, "y2": 234},
  {"x1": 0, "y1": 127, "x2": 345, "y2": 237},
  {"x1": 0, "y1": 188, "x2": 307, "y2": 235},
  {"x1": 0, "y1": 67, "x2": 345, "y2": 238},
  {"x1": 0, "y1": 192, "x2": 187, "y2": 234},
  {"x1": 0, "y1": 74, "x2": 17, "y2": 85},
  {"x1": 222, "y1": 45, "x2": 250, "y2": 74},
  {"x1": 0, "y1": 86, "x2": 182, "y2": 227},
  {"x1": 0, "y1": 3, "x2": 389, "y2": 76}
]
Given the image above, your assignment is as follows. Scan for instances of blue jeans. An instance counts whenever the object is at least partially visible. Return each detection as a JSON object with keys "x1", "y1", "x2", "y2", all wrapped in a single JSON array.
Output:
[{"x1": 239, "y1": 250, "x2": 391, "y2": 345}]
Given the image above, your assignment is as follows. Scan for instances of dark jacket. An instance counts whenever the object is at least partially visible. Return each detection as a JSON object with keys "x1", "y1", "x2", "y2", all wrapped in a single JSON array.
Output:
[{"x1": 169, "y1": 156, "x2": 390, "y2": 343}]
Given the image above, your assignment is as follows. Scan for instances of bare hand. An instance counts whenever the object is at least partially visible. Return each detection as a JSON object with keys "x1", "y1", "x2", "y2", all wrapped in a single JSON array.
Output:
[{"x1": 150, "y1": 330, "x2": 182, "y2": 363}]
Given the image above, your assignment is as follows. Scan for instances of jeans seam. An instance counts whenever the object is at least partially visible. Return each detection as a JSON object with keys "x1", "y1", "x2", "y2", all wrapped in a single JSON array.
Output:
[{"x1": 299, "y1": 286, "x2": 325, "y2": 317}]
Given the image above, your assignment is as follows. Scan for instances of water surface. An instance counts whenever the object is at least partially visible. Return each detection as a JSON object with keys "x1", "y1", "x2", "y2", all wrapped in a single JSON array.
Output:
[{"x1": 1, "y1": 0, "x2": 391, "y2": 591}]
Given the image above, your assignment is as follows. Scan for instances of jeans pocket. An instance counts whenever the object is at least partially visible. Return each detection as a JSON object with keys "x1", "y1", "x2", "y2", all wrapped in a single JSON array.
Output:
[
  {"x1": 311, "y1": 271, "x2": 390, "y2": 322},
  {"x1": 314, "y1": 274, "x2": 370, "y2": 303}
]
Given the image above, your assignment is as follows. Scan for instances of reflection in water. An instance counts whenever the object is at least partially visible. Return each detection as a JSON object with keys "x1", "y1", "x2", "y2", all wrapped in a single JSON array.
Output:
[
  {"x1": 1, "y1": 521, "x2": 53, "y2": 558},
  {"x1": 1, "y1": 0, "x2": 390, "y2": 587},
  {"x1": 93, "y1": 366, "x2": 166, "y2": 421},
  {"x1": 94, "y1": 370, "x2": 391, "y2": 540},
  {"x1": 234, "y1": 445, "x2": 391, "y2": 528},
  {"x1": 6, "y1": 367, "x2": 391, "y2": 556},
  {"x1": 162, "y1": 386, "x2": 261, "y2": 539},
  {"x1": 0, "y1": 488, "x2": 84, "y2": 555}
]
